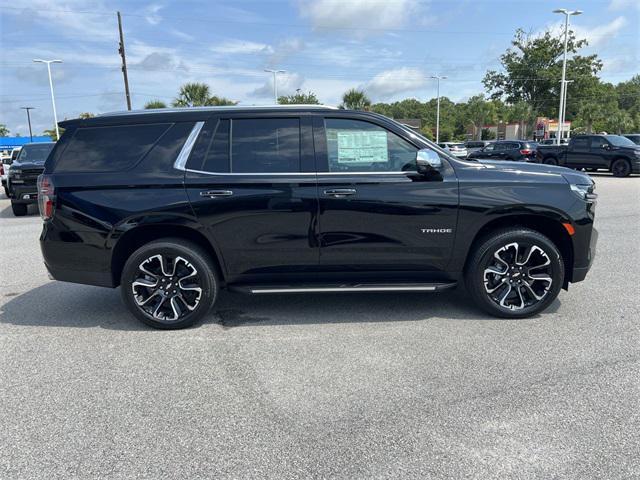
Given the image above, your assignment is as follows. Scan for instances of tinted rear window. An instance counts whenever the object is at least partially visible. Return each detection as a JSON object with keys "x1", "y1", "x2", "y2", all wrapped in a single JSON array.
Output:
[{"x1": 54, "y1": 123, "x2": 171, "y2": 172}]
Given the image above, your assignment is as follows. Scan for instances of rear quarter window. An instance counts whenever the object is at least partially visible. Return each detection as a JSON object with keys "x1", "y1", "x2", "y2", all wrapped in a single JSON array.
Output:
[{"x1": 53, "y1": 123, "x2": 172, "y2": 172}]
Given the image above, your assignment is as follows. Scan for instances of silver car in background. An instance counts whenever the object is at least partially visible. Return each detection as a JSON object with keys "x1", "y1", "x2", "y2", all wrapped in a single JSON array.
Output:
[{"x1": 438, "y1": 142, "x2": 468, "y2": 158}]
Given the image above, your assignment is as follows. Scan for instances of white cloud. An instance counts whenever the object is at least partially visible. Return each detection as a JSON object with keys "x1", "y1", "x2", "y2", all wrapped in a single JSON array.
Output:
[
  {"x1": 362, "y1": 67, "x2": 427, "y2": 100},
  {"x1": 251, "y1": 72, "x2": 305, "y2": 99},
  {"x1": 609, "y1": 0, "x2": 640, "y2": 10},
  {"x1": 298, "y1": 0, "x2": 422, "y2": 36},
  {"x1": 211, "y1": 40, "x2": 274, "y2": 55},
  {"x1": 143, "y1": 4, "x2": 164, "y2": 25},
  {"x1": 542, "y1": 16, "x2": 628, "y2": 48}
]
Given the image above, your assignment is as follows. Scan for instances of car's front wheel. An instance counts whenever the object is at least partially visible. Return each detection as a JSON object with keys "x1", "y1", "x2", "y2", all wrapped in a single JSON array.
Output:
[
  {"x1": 120, "y1": 238, "x2": 218, "y2": 329},
  {"x1": 465, "y1": 228, "x2": 564, "y2": 318}
]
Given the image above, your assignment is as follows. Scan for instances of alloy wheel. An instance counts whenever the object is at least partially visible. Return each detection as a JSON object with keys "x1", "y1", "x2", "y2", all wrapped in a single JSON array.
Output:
[
  {"x1": 131, "y1": 254, "x2": 202, "y2": 322},
  {"x1": 483, "y1": 242, "x2": 553, "y2": 311}
]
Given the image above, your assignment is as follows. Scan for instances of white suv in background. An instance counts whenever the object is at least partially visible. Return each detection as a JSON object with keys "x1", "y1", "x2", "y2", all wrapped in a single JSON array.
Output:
[{"x1": 437, "y1": 142, "x2": 468, "y2": 158}]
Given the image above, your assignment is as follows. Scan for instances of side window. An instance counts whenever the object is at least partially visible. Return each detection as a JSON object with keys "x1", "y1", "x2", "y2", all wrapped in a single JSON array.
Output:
[
  {"x1": 590, "y1": 137, "x2": 606, "y2": 149},
  {"x1": 55, "y1": 123, "x2": 171, "y2": 172},
  {"x1": 188, "y1": 119, "x2": 230, "y2": 173},
  {"x1": 325, "y1": 118, "x2": 417, "y2": 172},
  {"x1": 484, "y1": 143, "x2": 495, "y2": 152},
  {"x1": 572, "y1": 138, "x2": 589, "y2": 150},
  {"x1": 231, "y1": 118, "x2": 300, "y2": 173},
  {"x1": 493, "y1": 143, "x2": 505, "y2": 151}
]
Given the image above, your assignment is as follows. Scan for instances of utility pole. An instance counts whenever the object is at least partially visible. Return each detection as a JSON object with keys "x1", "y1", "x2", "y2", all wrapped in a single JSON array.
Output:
[
  {"x1": 20, "y1": 107, "x2": 35, "y2": 141},
  {"x1": 117, "y1": 11, "x2": 132, "y2": 110},
  {"x1": 264, "y1": 69, "x2": 286, "y2": 104},
  {"x1": 33, "y1": 59, "x2": 62, "y2": 140},
  {"x1": 553, "y1": 8, "x2": 582, "y2": 144},
  {"x1": 430, "y1": 75, "x2": 447, "y2": 144}
]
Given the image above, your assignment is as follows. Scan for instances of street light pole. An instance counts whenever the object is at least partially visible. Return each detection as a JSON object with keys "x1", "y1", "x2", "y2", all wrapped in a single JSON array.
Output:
[
  {"x1": 33, "y1": 59, "x2": 63, "y2": 140},
  {"x1": 561, "y1": 79, "x2": 574, "y2": 141},
  {"x1": 430, "y1": 75, "x2": 447, "y2": 144},
  {"x1": 264, "y1": 69, "x2": 286, "y2": 104},
  {"x1": 553, "y1": 8, "x2": 582, "y2": 145},
  {"x1": 20, "y1": 107, "x2": 35, "y2": 142}
]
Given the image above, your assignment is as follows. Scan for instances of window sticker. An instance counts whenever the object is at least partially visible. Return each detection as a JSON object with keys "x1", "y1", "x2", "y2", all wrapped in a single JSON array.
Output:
[{"x1": 335, "y1": 130, "x2": 388, "y2": 164}]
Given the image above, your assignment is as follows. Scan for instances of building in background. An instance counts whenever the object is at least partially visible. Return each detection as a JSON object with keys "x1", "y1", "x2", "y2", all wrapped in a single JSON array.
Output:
[{"x1": 533, "y1": 117, "x2": 571, "y2": 142}]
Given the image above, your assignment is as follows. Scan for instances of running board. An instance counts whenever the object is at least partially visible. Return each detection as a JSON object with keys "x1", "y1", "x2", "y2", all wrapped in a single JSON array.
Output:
[{"x1": 229, "y1": 282, "x2": 457, "y2": 294}]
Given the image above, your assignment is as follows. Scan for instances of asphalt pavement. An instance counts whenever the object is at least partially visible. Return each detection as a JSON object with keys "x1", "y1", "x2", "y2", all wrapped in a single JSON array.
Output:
[{"x1": 1, "y1": 174, "x2": 639, "y2": 479}]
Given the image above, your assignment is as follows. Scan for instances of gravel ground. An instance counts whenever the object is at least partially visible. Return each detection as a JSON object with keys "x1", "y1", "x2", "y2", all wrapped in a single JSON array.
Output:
[{"x1": 1, "y1": 174, "x2": 639, "y2": 479}]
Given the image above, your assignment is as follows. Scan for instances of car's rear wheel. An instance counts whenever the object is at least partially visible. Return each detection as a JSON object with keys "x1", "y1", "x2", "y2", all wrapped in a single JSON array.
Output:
[
  {"x1": 465, "y1": 228, "x2": 564, "y2": 318},
  {"x1": 611, "y1": 158, "x2": 631, "y2": 177},
  {"x1": 11, "y1": 201, "x2": 27, "y2": 216},
  {"x1": 543, "y1": 157, "x2": 558, "y2": 166},
  {"x1": 120, "y1": 238, "x2": 218, "y2": 329}
]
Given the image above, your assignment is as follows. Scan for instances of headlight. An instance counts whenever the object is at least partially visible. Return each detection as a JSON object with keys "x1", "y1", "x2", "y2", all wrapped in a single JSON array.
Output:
[
  {"x1": 570, "y1": 183, "x2": 597, "y2": 202},
  {"x1": 9, "y1": 170, "x2": 20, "y2": 179}
]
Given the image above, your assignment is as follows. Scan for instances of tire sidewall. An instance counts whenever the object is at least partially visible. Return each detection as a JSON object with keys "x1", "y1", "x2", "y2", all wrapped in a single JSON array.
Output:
[
  {"x1": 611, "y1": 158, "x2": 630, "y2": 177},
  {"x1": 121, "y1": 240, "x2": 217, "y2": 329},
  {"x1": 466, "y1": 230, "x2": 564, "y2": 318}
]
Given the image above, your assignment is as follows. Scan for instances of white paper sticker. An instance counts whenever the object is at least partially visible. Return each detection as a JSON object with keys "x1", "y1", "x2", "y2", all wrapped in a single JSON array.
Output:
[{"x1": 335, "y1": 131, "x2": 388, "y2": 164}]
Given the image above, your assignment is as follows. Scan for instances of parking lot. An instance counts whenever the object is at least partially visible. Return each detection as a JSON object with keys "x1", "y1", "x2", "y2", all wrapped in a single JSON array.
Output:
[{"x1": 0, "y1": 175, "x2": 638, "y2": 479}]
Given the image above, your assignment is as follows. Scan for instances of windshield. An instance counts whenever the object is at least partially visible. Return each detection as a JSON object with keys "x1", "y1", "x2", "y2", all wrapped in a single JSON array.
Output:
[
  {"x1": 16, "y1": 144, "x2": 54, "y2": 164},
  {"x1": 605, "y1": 135, "x2": 636, "y2": 147}
]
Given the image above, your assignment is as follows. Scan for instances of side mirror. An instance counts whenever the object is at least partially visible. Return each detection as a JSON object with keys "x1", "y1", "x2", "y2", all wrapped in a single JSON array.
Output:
[
  {"x1": 416, "y1": 148, "x2": 442, "y2": 174},
  {"x1": 601, "y1": 144, "x2": 610, "y2": 150}
]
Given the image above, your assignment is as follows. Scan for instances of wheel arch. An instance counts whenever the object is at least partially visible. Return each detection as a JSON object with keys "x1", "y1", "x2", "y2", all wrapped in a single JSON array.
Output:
[
  {"x1": 110, "y1": 223, "x2": 225, "y2": 287},
  {"x1": 463, "y1": 214, "x2": 574, "y2": 288}
]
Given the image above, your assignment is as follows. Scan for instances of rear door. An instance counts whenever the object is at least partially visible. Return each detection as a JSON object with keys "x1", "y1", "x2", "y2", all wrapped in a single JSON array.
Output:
[
  {"x1": 184, "y1": 114, "x2": 319, "y2": 280},
  {"x1": 313, "y1": 115, "x2": 458, "y2": 274},
  {"x1": 565, "y1": 137, "x2": 590, "y2": 167}
]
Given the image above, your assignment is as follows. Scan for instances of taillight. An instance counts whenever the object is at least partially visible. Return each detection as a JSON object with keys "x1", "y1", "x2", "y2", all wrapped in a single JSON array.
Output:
[
  {"x1": 520, "y1": 149, "x2": 533, "y2": 155},
  {"x1": 37, "y1": 174, "x2": 55, "y2": 220}
]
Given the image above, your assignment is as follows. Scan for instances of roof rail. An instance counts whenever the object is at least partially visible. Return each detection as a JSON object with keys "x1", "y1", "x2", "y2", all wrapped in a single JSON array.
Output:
[{"x1": 99, "y1": 104, "x2": 339, "y2": 117}]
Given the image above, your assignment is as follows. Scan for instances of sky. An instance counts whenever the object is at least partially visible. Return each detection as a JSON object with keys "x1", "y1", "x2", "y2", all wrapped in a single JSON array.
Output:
[{"x1": 0, "y1": 0, "x2": 638, "y2": 136}]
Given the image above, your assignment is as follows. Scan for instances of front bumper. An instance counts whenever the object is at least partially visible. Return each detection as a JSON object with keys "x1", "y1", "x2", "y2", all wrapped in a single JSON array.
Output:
[
  {"x1": 571, "y1": 226, "x2": 598, "y2": 282},
  {"x1": 9, "y1": 183, "x2": 38, "y2": 203}
]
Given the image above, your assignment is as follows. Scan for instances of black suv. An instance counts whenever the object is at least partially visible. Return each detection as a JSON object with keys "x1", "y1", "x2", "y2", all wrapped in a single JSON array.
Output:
[
  {"x1": 8, "y1": 142, "x2": 55, "y2": 216},
  {"x1": 39, "y1": 106, "x2": 597, "y2": 329},
  {"x1": 467, "y1": 140, "x2": 537, "y2": 162}
]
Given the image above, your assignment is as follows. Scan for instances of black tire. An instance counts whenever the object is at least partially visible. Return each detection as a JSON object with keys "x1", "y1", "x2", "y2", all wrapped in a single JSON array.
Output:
[
  {"x1": 543, "y1": 157, "x2": 558, "y2": 166},
  {"x1": 120, "y1": 238, "x2": 218, "y2": 329},
  {"x1": 611, "y1": 158, "x2": 631, "y2": 177},
  {"x1": 465, "y1": 228, "x2": 564, "y2": 318},
  {"x1": 11, "y1": 202, "x2": 27, "y2": 216}
]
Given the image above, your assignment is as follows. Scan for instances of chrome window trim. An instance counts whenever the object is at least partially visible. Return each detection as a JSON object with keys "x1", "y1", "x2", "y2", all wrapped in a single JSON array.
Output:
[
  {"x1": 184, "y1": 168, "x2": 411, "y2": 176},
  {"x1": 173, "y1": 121, "x2": 205, "y2": 171}
]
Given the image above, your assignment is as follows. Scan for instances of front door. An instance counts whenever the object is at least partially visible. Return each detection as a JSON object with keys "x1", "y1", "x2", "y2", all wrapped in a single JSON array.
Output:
[
  {"x1": 313, "y1": 116, "x2": 459, "y2": 274},
  {"x1": 184, "y1": 115, "x2": 319, "y2": 280}
]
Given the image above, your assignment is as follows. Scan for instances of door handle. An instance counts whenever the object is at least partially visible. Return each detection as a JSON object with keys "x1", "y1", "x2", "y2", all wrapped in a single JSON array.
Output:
[
  {"x1": 323, "y1": 188, "x2": 357, "y2": 198},
  {"x1": 200, "y1": 190, "x2": 233, "y2": 198}
]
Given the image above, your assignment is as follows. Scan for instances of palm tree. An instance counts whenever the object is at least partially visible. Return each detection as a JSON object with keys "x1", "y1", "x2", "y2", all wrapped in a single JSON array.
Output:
[
  {"x1": 576, "y1": 102, "x2": 603, "y2": 134},
  {"x1": 341, "y1": 89, "x2": 371, "y2": 110},
  {"x1": 207, "y1": 95, "x2": 237, "y2": 106},
  {"x1": 144, "y1": 100, "x2": 167, "y2": 109},
  {"x1": 172, "y1": 83, "x2": 213, "y2": 107},
  {"x1": 0, "y1": 124, "x2": 9, "y2": 136},
  {"x1": 464, "y1": 95, "x2": 497, "y2": 140},
  {"x1": 607, "y1": 109, "x2": 633, "y2": 135}
]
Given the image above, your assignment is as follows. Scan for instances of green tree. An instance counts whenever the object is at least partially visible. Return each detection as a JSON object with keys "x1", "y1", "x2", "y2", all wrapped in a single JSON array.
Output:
[
  {"x1": 575, "y1": 101, "x2": 604, "y2": 134},
  {"x1": 172, "y1": 82, "x2": 237, "y2": 107},
  {"x1": 483, "y1": 28, "x2": 602, "y2": 117},
  {"x1": 341, "y1": 89, "x2": 371, "y2": 110},
  {"x1": 0, "y1": 124, "x2": 9, "y2": 136},
  {"x1": 78, "y1": 112, "x2": 95, "y2": 119},
  {"x1": 278, "y1": 90, "x2": 320, "y2": 104},
  {"x1": 145, "y1": 100, "x2": 167, "y2": 109},
  {"x1": 615, "y1": 75, "x2": 640, "y2": 117},
  {"x1": 507, "y1": 101, "x2": 534, "y2": 139},
  {"x1": 43, "y1": 125, "x2": 64, "y2": 141},
  {"x1": 464, "y1": 95, "x2": 497, "y2": 140},
  {"x1": 606, "y1": 109, "x2": 634, "y2": 135}
]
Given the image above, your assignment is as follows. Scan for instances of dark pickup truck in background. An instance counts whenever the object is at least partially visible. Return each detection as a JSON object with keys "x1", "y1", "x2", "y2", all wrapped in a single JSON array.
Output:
[{"x1": 536, "y1": 134, "x2": 640, "y2": 177}]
